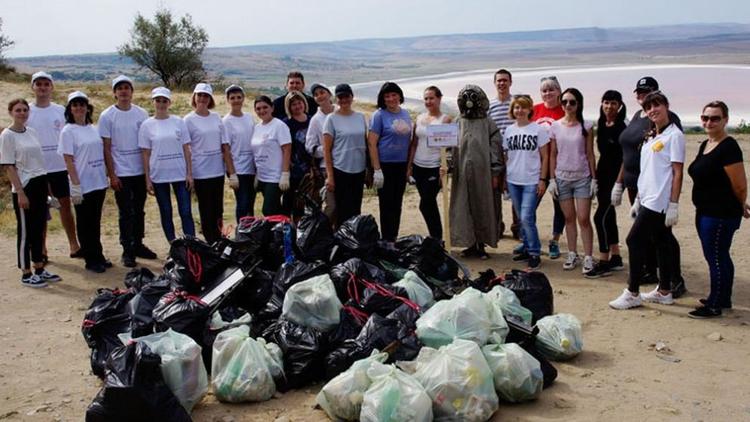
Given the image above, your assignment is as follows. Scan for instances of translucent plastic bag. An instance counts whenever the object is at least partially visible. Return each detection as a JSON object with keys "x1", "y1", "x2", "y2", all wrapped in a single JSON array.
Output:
[
  {"x1": 393, "y1": 271, "x2": 434, "y2": 309},
  {"x1": 484, "y1": 285, "x2": 533, "y2": 324},
  {"x1": 282, "y1": 274, "x2": 342, "y2": 332},
  {"x1": 482, "y1": 343, "x2": 543, "y2": 402},
  {"x1": 416, "y1": 288, "x2": 494, "y2": 347},
  {"x1": 317, "y1": 351, "x2": 389, "y2": 421},
  {"x1": 133, "y1": 329, "x2": 208, "y2": 412},
  {"x1": 535, "y1": 313, "x2": 583, "y2": 361},
  {"x1": 360, "y1": 362, "x2": 433, "y2": 422},
  {"x1": 413, "y1": 339, "x2": 498, "y2": 421},
  {"x1": 211, "y1": 325, "x2": 284, "y2": 402}
]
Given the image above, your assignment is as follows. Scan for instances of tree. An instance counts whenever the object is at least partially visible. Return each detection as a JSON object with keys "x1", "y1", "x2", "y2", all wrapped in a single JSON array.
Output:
[
  {"x1": 118, "y1": 8, "x2": 208, "y2": 88},
  {"x1": 0, "y1": 18, "x2": 15, "y2": 72}
]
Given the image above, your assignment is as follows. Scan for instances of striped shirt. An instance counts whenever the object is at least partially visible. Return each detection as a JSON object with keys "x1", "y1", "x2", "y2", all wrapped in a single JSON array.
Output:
[{"x1": 489, "y1": 96, "x2": 513, "y2": 137}]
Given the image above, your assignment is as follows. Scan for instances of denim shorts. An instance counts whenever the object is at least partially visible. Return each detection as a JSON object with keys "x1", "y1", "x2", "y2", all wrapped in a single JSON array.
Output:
[{"x1": 558, "y1": 177, "x2": 591, "y2": 201}]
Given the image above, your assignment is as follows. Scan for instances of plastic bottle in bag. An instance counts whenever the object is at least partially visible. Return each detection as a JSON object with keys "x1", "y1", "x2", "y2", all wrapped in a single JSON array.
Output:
[
  {"x1": 535, "y1": 313, "x2": 583, "y2": 361},
  {"x1": 482, "y1": 343, "x2": 543, "y2": 402},
  {"x1": 360, "y1": 362, "x2": 433, "y2": 422},
  {"x1": 317, "y1": 351, "x2": 389, "y2": 421}
]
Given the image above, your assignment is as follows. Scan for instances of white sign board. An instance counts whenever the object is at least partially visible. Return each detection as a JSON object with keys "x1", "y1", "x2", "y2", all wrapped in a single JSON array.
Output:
[{"x1": 426, "y1": 124, "x2": 459, "y2": 148}]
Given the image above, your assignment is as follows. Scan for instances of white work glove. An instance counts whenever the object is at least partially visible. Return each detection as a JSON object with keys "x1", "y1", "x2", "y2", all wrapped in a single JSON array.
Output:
[
  {"x1": 590, "y1": 178, "x2": 598, "y2": 198},
  {"x1": 547, "y1": 178, "x2": 558, "y2": 199},
  {"x1": 228, "y1": 173, "x2": 239, "y2": 190},
  {"x1": 611, "y1": 182, "x2": 624, "y2": 206},
  {"x1": 70, "y1": 184, "x2": 83, "y2": 205},
  {"x1": 373, "y1": 169, "x2": 385, "y2": 190},
  {"x1": 48, "y1": 196, "x2": 61, "y2": 209},
  {"x1": 279, "y1": 171, "x2": 290, "y2": 192},
  {"x1": 629, "y1": 197, "x2": 640, "y2": 219},
  {"x1": 665, "y1": 202, "x2": 679, "y2": 227},
  {"x1": 502, "y1": 191, "x2": 511, "y2": 201}
]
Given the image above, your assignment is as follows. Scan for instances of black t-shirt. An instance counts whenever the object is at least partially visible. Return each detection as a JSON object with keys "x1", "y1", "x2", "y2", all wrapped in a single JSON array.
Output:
[
  {"x1": 619, "y1": 110, "x2": 682, "y2": 189},
  {"x1": 688, "y1": 136, "x2": 744, "y2": 218},
  {"x1": 595, "y1": 120, "x2": 626, "y2": 182},
  {"x1": 283, "y1": 117, "x2": 312, "y2": 180},
  {"x1": 272, "y1": 92, "x2": 318, "y2": 120}
]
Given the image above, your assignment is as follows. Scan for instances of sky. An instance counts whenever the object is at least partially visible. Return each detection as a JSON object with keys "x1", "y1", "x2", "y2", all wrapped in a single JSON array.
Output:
[{"x1": 3, "y1": 0, "x2": 750, "y2": 57}]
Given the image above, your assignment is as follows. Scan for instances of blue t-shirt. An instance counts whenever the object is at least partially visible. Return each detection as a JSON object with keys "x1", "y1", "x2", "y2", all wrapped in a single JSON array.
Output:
[{"x1": 369, "y1": 108, "x2": 412, "y2": 163}]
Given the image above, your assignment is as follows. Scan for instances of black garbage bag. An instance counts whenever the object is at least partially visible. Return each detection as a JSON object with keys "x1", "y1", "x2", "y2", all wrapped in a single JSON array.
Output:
[
  {"x1": 85, "y1": 342, "x2": 191, "y2": 422},
  {"x1": 152, "y1": 291, "x2": 210, "y2": 346},
  {"x1": 165, "y1": 237, "x2": 229, "y2": 293},
  {"x1": 262, "y1": 318, "x2": 327, "y2": 391},
  {"x1": 296, "y1": 209, "x2": 335, "y2": 262},
  {"x1": 386, "y1": 303, "x2": 421, "y2": 330},
  {"x1": 126, "y1": 277, "x2": 174, "y2": 338},
  {"x1": 82, "y1": 288, "x2": 135, "y2": 378},
  {"x1": 469, "y1": 268, "x2": 501, "y2": 292},
  {"x1": 500, "y1": 270, "x2": 554, "y2": 324},
  {"x1": 505, "y1": 317, "x2": 558, "y2": 388},
  {"x1": 235, "y1": 216, "x2": 273, "y2": 250},
  {"x1": 272, "y1": 260, "x2": 328, "y2": 297},
  {"x1": 124, "y1": 268, "x2": 156, "y2": 291},
  {"x1": 228, "y1": 268, "x2": 275, "y2": 314},
  {"x1": 333, "y1": 214, "x2": 379, "y2": 259},
  {"x1": 327, "y1": 304, "x2": 370, "y2": 348},
  {"x1": 329, "y1": 258, "x2": 388, "y2": 303},
  {"x1": 236, "y1": 215, "x2": 296, "y2": 270},
  {"x1": 359, "y1": 282, "x2": 410, "y2": 316}
]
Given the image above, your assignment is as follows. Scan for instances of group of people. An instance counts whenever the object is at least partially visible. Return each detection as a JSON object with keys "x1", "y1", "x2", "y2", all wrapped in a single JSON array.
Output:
[{"x1": 1, "y1": 68, "x2": 746, "y2": 319}]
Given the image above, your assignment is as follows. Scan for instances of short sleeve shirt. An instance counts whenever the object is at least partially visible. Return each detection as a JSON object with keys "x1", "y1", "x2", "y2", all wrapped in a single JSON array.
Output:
[
  {"x1": 251, "y1": 118, "x2": 292, "y2": 183},
  {"x1": 0, "y1": 127, "x2": 47, "y2": 192},
  {"x1": 324, "y1": 112, "x2": 368, "y2": 174},
  {"x1": 98, "y1": 104, "x2": 149, "y2": 177},
  {"x1": 27, "y1": 103, "x2": 67, "y2": 173},
  {"x1": 369, "y1": 108, "x2": 412, "y2": 163},
  {"x1": 413, "y1": 112, "x2": 447, "y2": 168},
  {"x1": 550, "y1": 120, "x2": 593, "y2": 181},
  {"x1": 184, "y1": 111, "x2": 228, "y2": 180},
  {"x1": 688, "y1": 137, "x2": 744, "y2": 218},
  {"x1": 138, "y1": 116, "x2": 191, "y2": 184},
  {"x1": 532, "y1": 103, "x2": 564, "y2": 128},
  {"x1": 223, "y1": 113, "x2": 256, "y2": 176},
  {"x1": 305, "y1": 109, "x2": 330, "y2": 168},
  {"x1": 489, "y1": 97, "x2": 513, "y2": 137},
  {"x1": 57, "y1": 124, "x2": 108, "y2": 194},
  {"x1": 502, "y1": 122, "x2": 550, "y2": 185},
  {"x1": 637, "y1": 123, "x2": 686, "y2": 213}
]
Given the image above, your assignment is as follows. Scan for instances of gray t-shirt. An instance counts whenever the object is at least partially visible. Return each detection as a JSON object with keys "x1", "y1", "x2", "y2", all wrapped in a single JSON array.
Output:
[{"x1": 323, "y1": 111, "x2": 368, "y2": 173}]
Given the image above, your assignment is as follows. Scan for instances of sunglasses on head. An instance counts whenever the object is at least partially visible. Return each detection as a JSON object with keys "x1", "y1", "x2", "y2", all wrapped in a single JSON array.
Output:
[
  {"x1": 700, "y1": 115, "x2": 722, "y2": 123},
  {"x1": 513, "y1": 94, "x2": 532, "y2": 100},
  {"x1": 540, "y1": 76, "x2": 558, "y2": 82},
  {"x1": 561, "y1": 99, "x2": 577, "y2": 106}
]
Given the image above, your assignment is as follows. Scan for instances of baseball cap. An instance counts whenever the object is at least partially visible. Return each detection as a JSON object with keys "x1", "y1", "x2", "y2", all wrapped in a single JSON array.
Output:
[
  {"x1": 193, "y1": 82, "x2": 213, "y2": 96},
  {"x1": 310, "y1": 83, "x2": 331, "y2": 96},
  {"x1": 334, "y1": 83, "x2": 353, "y2": 97},
  {"x1": 151, "y1": 87, "x2": 171, "y2": 100},
  {"x1": 67, "y1": 91, "x2": 89, "y2": 104},
  {"x1": 31, "y1": 71, "x2": 53, "y2": 84},
  {"x1": 634, "y1": 77, "x2": 659, "y2": 92},
  {"x1": 224, "y1": 84, "x2": 245, "y2": 96},
  {"x1": 112, "y1": 75, "x2": 134, "y2": 90}
]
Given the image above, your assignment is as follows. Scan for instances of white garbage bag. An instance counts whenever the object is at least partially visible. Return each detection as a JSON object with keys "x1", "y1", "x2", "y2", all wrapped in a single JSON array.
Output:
[
  {"x1": 484, "y1": 285, "x2": 533, "y2": 324},
  {"x1": 482, "y1": 343, "x2": 543, "y2": 402},
  {"x1": 416, "y1": 288, "x2": 497, "y2": 347},
  {"x1": 360, "y1": 362, "x2": 433, "y2": 422},
  {"x1": 393, "y1": 270, "x2": 434, "y2": 309},
  {"x1": 282, "y1": 274, "x2": 342, "y2": 332},
  {"x1": 535, "y1": 313, "x2": 583, "y2": 360},
  {"x1": 316, "y1": 351, "x2": 389, "y2": 421}
]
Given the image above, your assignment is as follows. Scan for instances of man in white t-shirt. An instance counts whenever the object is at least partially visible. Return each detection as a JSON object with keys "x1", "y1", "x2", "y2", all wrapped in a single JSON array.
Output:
[
  {"x1": 488, "y1": 69, "x2": 512, "y2": 239},
  {"x1": 99, "y1": 75, "x2": 156, "y2": 267},
  {"x1": 27, "y1": 71, "x2": 81, "y2": 259},
  {"x1": 305, "y1": 83, "x2": 336, "y2": 218}
]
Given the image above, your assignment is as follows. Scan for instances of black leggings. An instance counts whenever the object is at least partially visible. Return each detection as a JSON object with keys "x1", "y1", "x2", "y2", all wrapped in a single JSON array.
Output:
[
  {"x1": 626, "y1": 207, "x2": 680, "y2": 293},
  {"x1": 593, "y1": 176, "x2": 619, "y2": 253},
  {"x1": 13, "y1": 175, "x2": 48, "y2": 270},
  {"x1": 193, "y1": 176, "x2": 225, "y2": 243},
  {"x1": 333, "y1": 168, "x2": 365, "y2": 227},
  {"x1": 627, "y1": 187, "x2": 658, "y2": 274},
  {"x1": 378, "y1": 162, "x2": 408, "y2": 242},
  {"x1": 75, "y1": 188, "x2": 107, "y2": 266},
  {"x1": 412, "y1": 165, "x2": 442, "y2": 239}
]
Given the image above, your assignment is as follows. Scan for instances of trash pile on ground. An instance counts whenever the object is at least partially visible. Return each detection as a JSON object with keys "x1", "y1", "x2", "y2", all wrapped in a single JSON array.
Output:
[{"x1": 80, "y1": 206, "x2": 584, "y2": 421}]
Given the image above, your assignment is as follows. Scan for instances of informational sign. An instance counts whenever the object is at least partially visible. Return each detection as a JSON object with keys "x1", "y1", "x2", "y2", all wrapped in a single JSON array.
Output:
[{"x1": 426, "y1": 124, "x2": 459, "y2": 148}]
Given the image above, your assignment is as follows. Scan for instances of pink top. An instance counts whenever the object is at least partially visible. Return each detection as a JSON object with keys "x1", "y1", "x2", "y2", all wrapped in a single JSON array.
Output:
[{"x1": 550, "y1": 119, "x2": 593, "y2": 181}]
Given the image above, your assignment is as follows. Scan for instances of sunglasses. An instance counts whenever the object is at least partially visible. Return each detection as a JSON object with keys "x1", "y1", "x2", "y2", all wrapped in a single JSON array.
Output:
[
  {"x1": 700, "y1": 115, "x2": 722, "y2": 123},
  {"x1": 513, "y1": 94, "x2": 532, "y2": 100},
  {"x1": 540, "y1": 76, "x2": 558, "y2": 82},
  {"x1": 561, "y1": 99, "x2": 578, "y2": 106}
]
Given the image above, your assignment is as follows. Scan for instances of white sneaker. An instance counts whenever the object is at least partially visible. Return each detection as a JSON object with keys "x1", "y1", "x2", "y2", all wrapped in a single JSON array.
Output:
[
  {"x1": 582, "y1": 255, "x2": 595, "y2": 274},
  {"x1": 640, "y1": 287, "x2": 675, "y2": 305},
  {"x1": 609, "y1": 288, "x2": 643, "y2": 309},
  {"x1": 563, "y1": 252, "x2": 579, "y2": 270}
]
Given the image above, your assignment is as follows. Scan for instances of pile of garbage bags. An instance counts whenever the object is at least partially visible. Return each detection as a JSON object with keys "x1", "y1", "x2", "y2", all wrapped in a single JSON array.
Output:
[{"x1": 80, "y1": 207, "x2": 583, "y2": 421}]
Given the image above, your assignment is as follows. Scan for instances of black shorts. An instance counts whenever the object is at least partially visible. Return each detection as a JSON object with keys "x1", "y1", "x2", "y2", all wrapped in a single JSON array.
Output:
[{"x1": 47, "y1": 170, "x2": 70, "y2": 199}]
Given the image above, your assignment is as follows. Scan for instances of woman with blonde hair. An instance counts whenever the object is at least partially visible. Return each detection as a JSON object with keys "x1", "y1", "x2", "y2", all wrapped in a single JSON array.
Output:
[{"x1": 282, "y1": 90, "x2": 313, "y2": 219}]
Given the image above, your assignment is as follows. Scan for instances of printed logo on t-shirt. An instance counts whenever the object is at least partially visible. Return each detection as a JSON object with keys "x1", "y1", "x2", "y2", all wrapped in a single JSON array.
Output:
[
  {"x1": 391, "y1": 119, "x2": 411, "y2": 135},
  {"x1": 651, "y1": 140, "x2": 664, "y2": 152},
  {"x1": 54, "y1": 119, "x2": 63, "y2": 130},
  {"x1": 505, "y1": 133, "x2": 538, "y2": 151}
]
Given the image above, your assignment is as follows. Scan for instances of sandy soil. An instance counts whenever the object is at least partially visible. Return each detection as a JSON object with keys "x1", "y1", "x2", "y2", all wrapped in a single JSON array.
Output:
[{"x1": 1, "y1": 135, "x2": 749, "y2": 422}]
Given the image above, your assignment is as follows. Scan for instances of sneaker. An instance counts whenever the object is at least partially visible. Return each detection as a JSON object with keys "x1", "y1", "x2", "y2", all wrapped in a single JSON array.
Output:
[
  {"x1": 512, "y1": 251, "x2": 530, "y2": 261},
  {"x1": 85, "y1": 263, "x2": 106, "y2": 274},
  {"x1": 121, "y1": 253, "x2": 136, "y2": 268},
  {"x1": 582, "y1": 255, "x2": 595, "y2": 275},
  {"x1": 609, "y1": 288, "x2": 642, "y2": 309},
  {"x1": 528, "y1": 255, "x2": 541, "y2": 270},
  {"x1": 548, "y1": 241, "x2": 561, "y2": 259},
  {"x1": 608, "y1": 255, "x2": 624, "y2": 271},
  {"x1": 35, "y1": 269, "x2": 61, "y2": 283},
  {"x1": 688, "y1": 306, "x2": 722, "y2": 319},
  {"x1": 671, "y1": 279, "x2": 687, "y2": 299},
  {"x1": 698, "y1": 298, "x2": 732, "y2": 309},
  {"x1": 640, "y1": 287, "x2": 675, "y2": 305},
  {"x1": 135, "y1": 244, "x2": 158, "y2": 260},
  {"x1": 584, "y1": 262, "x2": 612, "y2": 279},
  {"x1": 563, "y1": 252, "x2": 579, "y2": 270},
  {"x1": 513, "y1": 243, "x2": 526, "y2": 255},
  {"x1": 21, "y1": 273, "x2": 48, "y2": 288}
]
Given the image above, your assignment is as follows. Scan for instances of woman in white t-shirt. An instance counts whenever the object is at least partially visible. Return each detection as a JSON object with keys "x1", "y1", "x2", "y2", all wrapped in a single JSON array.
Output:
[
  {"x1": 548, "y1": 88, "x2": 596, "y2": 275},
  {"x1": 407, "y1": 86, "x2": 451, "y2": 240},
  {"x1": 1, "y1": 98, "x2": 61, "y2": 287},
  {"x1": 223, "y1": 84, "x2": 256, "y2": 222},
  {"x1": 139, "y1": 87, "x2": 195, "y2": 242},
  {"x1": 184, "y1": 83, "x2": 238, "y2": 243},
  {"x1": 58, "y1": 91, "x2": 110, "y2": 273},
  {"x1": 250, "y1": 95, "x2": 291, "y2": 216},
  {"x1": 503, "y1": 94, "x2": 550, "y2": 270}
]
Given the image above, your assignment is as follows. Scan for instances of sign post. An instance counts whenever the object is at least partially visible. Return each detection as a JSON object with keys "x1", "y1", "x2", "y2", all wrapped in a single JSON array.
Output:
[{"x1": 426, "y1": 124, "x2": 459, "y2": 252}]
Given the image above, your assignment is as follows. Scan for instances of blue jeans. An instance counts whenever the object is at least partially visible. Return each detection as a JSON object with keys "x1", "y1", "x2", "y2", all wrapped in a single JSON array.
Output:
[
  {"x1": 509, "y1": 183, "x2": 541, "y2": 256},
  {"x1": 234, "y1": 174, "x2": 256, "y2": 222},
  {"x1": 153, "y1": 181, "x2": 195, "y2": 242},
  {"x1": 696, "y1": 214, "x2": 740, "y2": 308}
]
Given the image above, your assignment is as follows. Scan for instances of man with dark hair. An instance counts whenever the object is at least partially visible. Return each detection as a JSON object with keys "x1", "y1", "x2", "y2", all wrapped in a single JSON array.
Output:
[
  {"x1": 488, "y1": 69, "x2": 512, "y2": 239},
  {"x1": 272, "y1": 71, "x2": 318, "y2": 119}
]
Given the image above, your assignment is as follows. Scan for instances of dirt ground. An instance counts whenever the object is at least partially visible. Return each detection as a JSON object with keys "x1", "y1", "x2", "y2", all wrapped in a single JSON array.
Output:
[{"x1": 1, "y1": 135, "x2": 749, "y2": 422}]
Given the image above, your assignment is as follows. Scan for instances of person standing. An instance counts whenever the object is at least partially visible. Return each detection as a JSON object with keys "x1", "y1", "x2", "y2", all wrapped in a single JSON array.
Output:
[
  {"x1": 609, "y1": 92, "x2": 685, "y2": 310},
  {"x1": 58, "y1": 91, "x2": 110, "y2": 273},
  {"x1": 282, "y1": 91, "x2": 313, "y2": 219},
  {"x1": 1, "y1": 98, "x2": 62, "y2": 287},
  {"x1": 223, "y1": 84, "x2": 257, "y2": 222},
  {"x1": 27, "y1": 71, "x2": 80, "y2": 259},
  {"x1": 488, "y1": 69, "x2": 513, "y2": 239},
  {"x1": 139, "y1": 87, "x2": 195, "y2": 242},
  {"x1": 99, "y1": 75, "x2": 156, "y2": 267},
  {"x1": 368, "y1": 82, "x2": 413, "y2": 243},
  {"x1": 272, "y1": 71, "x2": 318, "y2": 120},
  {"x1": 687, "y1": 101, "x2": 749, "y2": 318},
  {"x1": 250, "y1": 96, "x2": 292, "y2": 216},
  {"x1": 184, "y1": 83, "x2": 239, "y2": 243},
  {"x1": 305, "y1": 83, "x2": 336, "y2": 220},
  {"x1": 323, "y1": 84, "x2": 368, "y2": 226}
]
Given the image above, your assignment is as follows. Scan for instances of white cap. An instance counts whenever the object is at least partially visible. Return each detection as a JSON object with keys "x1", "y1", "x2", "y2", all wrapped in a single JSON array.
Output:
[
  {"x1": 31, "y1": 71, "x2": 53, "y2": 84},
  {"x1": 67, "y1": 91, "x2": 89, "y2": 104},
  {"x1": 151, "y1": 87, "x2": 171, "y2": 100},
  {"x1": 193, "y1": 82, "x2": 213, "y2": 96},
  {"x1": 224, "y1": 84, "x2": 245, "y2": 95},
  {"x1": 111, "y1": 75, "x2": 133, "y2": 90}
]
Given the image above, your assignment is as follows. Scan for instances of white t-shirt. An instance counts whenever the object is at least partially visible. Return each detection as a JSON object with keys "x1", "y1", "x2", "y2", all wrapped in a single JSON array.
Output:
[
  {"x1": 413, "y1": 112, "x2": 448, "y2": 168},
  {"x1": 0, "y1": 127, "x2": 47, "y2": 192},
  {"x1": 223, "y1": 113, "x2": 256, "y2": 175},
  {"x1": 57, "y1": 124, "x2": 108, "y2": 194},
  {"x1": 184, "y1": 111, "x2": 228, "y2": 179},
  {"x1": 502, "y1": 122, "x2": 550, "y2": 185},
  {"x1": 305, "y1": 108, "x2": 331, "y2": 169},
  {"x1": 637, "y1": 123, "x2": 686, "y2": 213},
  {"x1": 138, "y1": 116, "x2": 191, "y2": 184},
  {"x1": 251, "y1": 118, "x2": 291, "y2": 183},
  {"x1": 27, "y1": 103, "x2": 67, "y2": 173},
  {"x1": 98, "y1": 104, "x2": 149, "y2": 177}
]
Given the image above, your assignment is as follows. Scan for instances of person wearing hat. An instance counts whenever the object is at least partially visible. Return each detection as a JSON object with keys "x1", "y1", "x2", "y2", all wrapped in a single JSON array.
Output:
[
  {"x1": 58, "y1": 91, "x2": 110, "y2": 273},
  {"x1": 323, "y1": 83, "x2": 368, "y2": 226},
  {"x1": 271, "y1": 71, "x2": 318, "y2": 120},
  {"x1": 610, "y1": 76, "x2": 686, "y2": 297},
  {"x1": 98, "y1": 75, "x2": 156, "y2": 267},
  {"x1": 139, "y1": 87, "x2": 195, "y2": 242},
  {"x1": 223, "y1": 84, "x2": 257, "y2": 222},
  {"x1": 184, "y1": 82, "x2": 239, "y2": 243},
  {"x1": 27, "y1": 71, "x2": 81, "y2": 260},
  {"x1": 305, "y1": 83, "x2": 336, "y2": 220}
]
